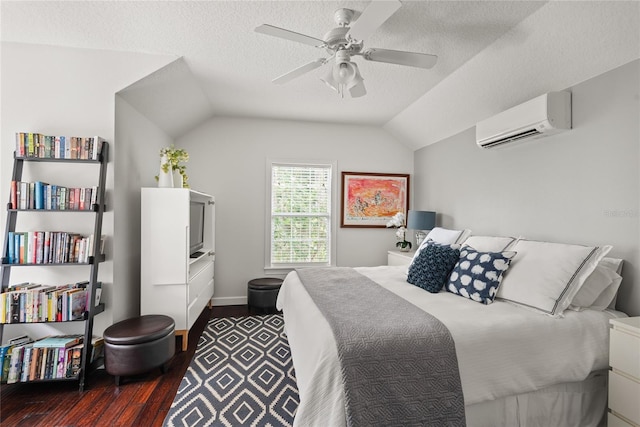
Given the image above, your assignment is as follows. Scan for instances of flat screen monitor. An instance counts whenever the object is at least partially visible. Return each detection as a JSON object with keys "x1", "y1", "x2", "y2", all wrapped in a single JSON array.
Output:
[{"x1": 189, "y1": 200, "x2": 205, "y2": 256}]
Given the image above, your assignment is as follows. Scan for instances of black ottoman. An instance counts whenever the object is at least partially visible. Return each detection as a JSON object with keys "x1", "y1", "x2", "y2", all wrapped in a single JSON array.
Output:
[
  {"x1": 248, "y1": 277, "x2": 283, "y2": 314},
  {"x1": 103, "y1": 314, "x2": 175, "y2": 386}
]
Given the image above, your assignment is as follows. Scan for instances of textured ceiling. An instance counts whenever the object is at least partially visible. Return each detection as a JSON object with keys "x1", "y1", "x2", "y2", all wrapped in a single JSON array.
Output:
[
  {"x1": 1, "y1": 1, "x2": 544, "y2": 130},
  {"x1": 2, "y1": 1, "x2": 637, "y2": 149}
]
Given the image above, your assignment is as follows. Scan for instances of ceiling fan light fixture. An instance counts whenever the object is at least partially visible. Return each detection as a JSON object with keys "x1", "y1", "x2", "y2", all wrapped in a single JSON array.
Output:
[
  {"x1": 346, "y1": 62, "x2": 363, "y2": 89},
  {"x1": 334, "y1": 62, "x2": 356, "y2": 84},
  {"x1": 320, "y1": 67, "x2": 340, "y2": 92}
]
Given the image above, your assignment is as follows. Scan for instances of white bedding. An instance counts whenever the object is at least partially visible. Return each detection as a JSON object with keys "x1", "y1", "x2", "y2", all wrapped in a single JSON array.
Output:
[{"x1": 276, "y1": 265, "x2": 627, "y2": 427}]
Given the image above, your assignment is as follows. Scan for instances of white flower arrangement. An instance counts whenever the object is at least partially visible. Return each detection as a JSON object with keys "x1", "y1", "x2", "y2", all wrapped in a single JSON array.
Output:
[{"x1": 386, "y1": 212, "x2": 411, "y2": 250}]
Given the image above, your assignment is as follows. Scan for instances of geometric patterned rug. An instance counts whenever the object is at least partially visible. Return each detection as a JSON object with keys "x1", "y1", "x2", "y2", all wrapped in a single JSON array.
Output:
[{"x1": 163, "y1": 315, "x2": 299, "y2": 427}]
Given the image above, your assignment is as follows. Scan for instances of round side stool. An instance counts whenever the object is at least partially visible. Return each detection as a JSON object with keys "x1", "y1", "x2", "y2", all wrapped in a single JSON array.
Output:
[
  {"x1": 103, "y1": 314, "x2": 175, "y2": 386},
  {"x1": 247, "y1": 277, "x2": 283, "y2": 314}
]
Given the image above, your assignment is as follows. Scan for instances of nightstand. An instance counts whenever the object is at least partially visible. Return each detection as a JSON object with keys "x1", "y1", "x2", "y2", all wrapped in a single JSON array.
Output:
[
  {"x1": 608, "y1": 317, "x2": 640, "y2": 427},
  {"x1": 387, "y1": 250, "x2": 414, "y2": 267}
]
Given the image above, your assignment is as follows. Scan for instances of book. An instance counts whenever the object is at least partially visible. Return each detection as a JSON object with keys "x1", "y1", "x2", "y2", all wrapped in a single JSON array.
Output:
[
  {"x1": 34, "y1": 181, "x2": 47, "y2": 210},
  {"x1": 39, "y1": 347, "x2": 48, "y2": 379},
  {"x1": 33, "y1": 334, "x2": 83, "y2": 349},
  {"x1": 10, "y1": 181, "x2": 17, "y2": 209},
  {"x1": 91, "y1": 336, "x2": 104, "y2": 363},
  {"x1": 18, "y1": 181, "x2": 28, "y2": 210},
  {"x1": 71, "y1": 344, "x2": 82, "y2": 375},
  {"x1": 28, "y1": 182, "x2": 35, "y2": 209},
  {"x1": 69, "y1": 289, "x2": 87, "y2": 320},
  {"x1": 45, "y1": 346, "x2": 55, "y2": 379},
  {"x1": 7, "y1": 345, "x2": 25, "y2": 383},
  {"x1": 56, "y1": 347, "x2": 66, "y2": 379},
  {"x1": 35, "y1": 231, "x2": 44, "y2": 264},
  {"x1": 29, "y1": 347, "x2": 41, "y2": 381},
  {"x1": 20, "y1": 345, "x2": 33, "y2": 382},
  {"x1": 0, "y1": 293, "x2": 5, "y2": 323},
  {"x1": 9, "y1": 335, "x2": 31, "y2": 345},
  {"x1": 8, "y1": 282, "x2": 33, "y2": 290},
  {"x1": 10, "y1": 292, "x2": 21, "y2": 323},
  {"x1": 0, "y1": 344, "x2": 13, "y2": 381}
]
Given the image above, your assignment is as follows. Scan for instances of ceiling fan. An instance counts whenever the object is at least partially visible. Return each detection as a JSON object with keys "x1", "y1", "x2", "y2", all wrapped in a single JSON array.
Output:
[{"x1": 255, "y1": 0, "x2": 437, "y2": 98}]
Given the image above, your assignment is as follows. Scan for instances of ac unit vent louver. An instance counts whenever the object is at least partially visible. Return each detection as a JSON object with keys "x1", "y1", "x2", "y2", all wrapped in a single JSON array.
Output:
[{"x1": 476, "y1": 92, "x2": 571, "y2": 149}]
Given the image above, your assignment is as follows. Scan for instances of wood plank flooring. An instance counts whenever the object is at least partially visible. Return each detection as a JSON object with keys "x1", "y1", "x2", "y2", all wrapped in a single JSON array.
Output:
[{"x1": 0, "y1": 305, "x2": 251, "y2": 427}]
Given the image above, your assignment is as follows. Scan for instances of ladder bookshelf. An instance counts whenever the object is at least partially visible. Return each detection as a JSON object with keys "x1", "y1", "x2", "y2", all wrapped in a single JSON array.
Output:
[{"x1": 0, "y1": 138, "x2": 108, "y2": 391}]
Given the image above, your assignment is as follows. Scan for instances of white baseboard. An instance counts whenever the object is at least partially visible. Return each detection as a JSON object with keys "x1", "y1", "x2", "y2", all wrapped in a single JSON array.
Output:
[{"x1": 210, "y1": 296, "x2": 247, "y2": 306}]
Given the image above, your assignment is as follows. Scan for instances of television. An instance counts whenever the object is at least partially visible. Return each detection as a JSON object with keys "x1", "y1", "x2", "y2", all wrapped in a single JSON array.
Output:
[{"x1": 189, "y1": 200, "x2": 206, "y2": 257}]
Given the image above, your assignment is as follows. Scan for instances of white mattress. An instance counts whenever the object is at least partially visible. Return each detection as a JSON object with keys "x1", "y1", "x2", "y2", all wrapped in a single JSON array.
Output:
[{"x1": 276, "y1": 265, "x2": 626, "y2": 427}]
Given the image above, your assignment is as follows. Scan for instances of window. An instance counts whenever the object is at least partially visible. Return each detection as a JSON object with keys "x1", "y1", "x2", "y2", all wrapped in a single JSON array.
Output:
[{"x1": 266, "y1": 160, "x2": 335, "y2": 269}]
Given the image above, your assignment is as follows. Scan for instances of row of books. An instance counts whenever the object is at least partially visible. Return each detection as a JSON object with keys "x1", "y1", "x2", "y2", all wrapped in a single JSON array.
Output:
[
  {"x1": 15, "y1": 133, "x2": 105, "y2": 160},
  {"x1": 0, "y1": 334, "x2": 105, "y2": 383},
  {"x1": 10, "y1": 180, "x2": 98, "y2": 211},
  {"x1": 5, "y1": 231, "x2": 101, "y2": 265},
  {"x1": 0, "y1": 281, "x2": 101, "y2": 324}
]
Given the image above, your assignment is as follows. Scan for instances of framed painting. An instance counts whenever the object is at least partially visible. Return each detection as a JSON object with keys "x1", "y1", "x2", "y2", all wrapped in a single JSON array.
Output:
[{"x1": 341, "y1": 172, "x2": 410, "y2": 228}]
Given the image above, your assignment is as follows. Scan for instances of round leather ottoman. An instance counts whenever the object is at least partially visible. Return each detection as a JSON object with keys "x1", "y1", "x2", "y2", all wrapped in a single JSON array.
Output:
[
  {"x1": 103, "y1": 314, "x2": 175, "y2": 386},
  {"x1": 247, "y1": 277, "x2": 283, "y2": 314}
]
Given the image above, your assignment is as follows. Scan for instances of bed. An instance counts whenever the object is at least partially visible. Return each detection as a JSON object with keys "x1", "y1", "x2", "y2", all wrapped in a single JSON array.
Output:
[{"x1": 276, "y1": 232, "x2": 628, "y2": 427}]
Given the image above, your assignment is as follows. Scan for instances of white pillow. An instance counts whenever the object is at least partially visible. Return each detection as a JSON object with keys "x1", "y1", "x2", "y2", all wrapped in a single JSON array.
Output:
[
  {"x1": 568, "y1": 257, "x2": 623, "y2": 310},
  {"x1": 600, "y1": 257, "x2": 624, "y2": 275},
  {"x1": 425, "y1": 227, "x2": 469, "y2": 245},
  {"x1": 591, "y1": 276, "x2": 623, "y2": 311},
  {"x1": 461, "y1": 235, "x2": 519, "y2": 252},
  {"x1": 411, "y1": 227, "x2": 471, "y2": 264},
  {"x1": 497, "y1": 240, "x2": 612, "y2": 317},
  {"x1": 455, "y1": 229, "x2": 473, "y2": 244}
]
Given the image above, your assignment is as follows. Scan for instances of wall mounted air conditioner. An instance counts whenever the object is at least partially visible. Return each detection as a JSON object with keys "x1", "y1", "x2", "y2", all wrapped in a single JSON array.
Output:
[{"x1": 476, "y1": 91, "x2": 571, "y2": 149}]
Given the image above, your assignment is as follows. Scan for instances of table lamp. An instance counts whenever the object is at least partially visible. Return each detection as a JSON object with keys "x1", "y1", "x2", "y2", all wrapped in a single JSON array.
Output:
[{"x1": 407, "y1": 210, "x2": 436, "y2": 247}]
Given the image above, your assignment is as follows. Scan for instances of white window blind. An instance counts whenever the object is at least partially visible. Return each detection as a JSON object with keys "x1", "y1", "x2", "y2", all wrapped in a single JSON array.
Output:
[{"x1": 269, "y1": 162, "x2": 332, "y2": 266}]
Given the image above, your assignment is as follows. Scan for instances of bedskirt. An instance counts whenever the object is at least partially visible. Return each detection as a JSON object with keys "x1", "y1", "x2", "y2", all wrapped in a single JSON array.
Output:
[{"x1": 466, "y1": 370, "x2": 607, "y2": 427}]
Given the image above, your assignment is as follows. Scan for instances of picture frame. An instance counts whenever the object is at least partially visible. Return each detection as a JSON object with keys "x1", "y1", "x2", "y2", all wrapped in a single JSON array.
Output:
[{"x1": 341, "y1": 172, "x2": 410, "y2": 228}]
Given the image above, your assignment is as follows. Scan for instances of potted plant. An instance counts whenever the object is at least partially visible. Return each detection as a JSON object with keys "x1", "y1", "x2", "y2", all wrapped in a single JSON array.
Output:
[
  {"x1": 386, "y1": 212, "x2": 412, "y2": 251},
  {"x1": 156, "y1": 145, "x2": 189, "y2": 188}
]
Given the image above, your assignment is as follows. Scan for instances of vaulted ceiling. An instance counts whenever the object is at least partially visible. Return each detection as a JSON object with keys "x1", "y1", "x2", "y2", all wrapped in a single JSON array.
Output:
[{"x1": 2, "y1": 1, "x2": 638, "y2": 150}]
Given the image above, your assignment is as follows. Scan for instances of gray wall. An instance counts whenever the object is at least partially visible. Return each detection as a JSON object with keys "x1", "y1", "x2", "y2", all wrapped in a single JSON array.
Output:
[
  {"x1": 413, "y1": 59, "x2": 639, "y2": 316},
  {"x1": 178, "y1": 117, "x2": 414, "y2": 305}
]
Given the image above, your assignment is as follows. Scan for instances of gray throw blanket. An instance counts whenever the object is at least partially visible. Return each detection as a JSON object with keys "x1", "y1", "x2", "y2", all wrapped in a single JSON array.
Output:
[{"x1": 296, "y1": 267, "x2": 466, "y2": 427}]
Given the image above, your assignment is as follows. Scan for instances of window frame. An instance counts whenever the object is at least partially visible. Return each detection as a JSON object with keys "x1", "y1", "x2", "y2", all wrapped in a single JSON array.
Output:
[{"x1": 264, "y1": 158, "x2": 337, "y2": 274}]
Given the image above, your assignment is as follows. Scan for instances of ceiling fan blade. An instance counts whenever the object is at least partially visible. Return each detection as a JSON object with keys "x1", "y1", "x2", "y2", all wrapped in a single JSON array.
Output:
[
  {"x1": 362, "y1": 48, "x2": 438, "y2": 69},
  {"x1": 346, "y1": 0, "x2": 402, "y2": 42},
  {"x1": 272, "y1": 58, "x2": 326, "y2": 84},
  {"x1": 255, "y1": 24, "x2": 325, "y2": 48}
]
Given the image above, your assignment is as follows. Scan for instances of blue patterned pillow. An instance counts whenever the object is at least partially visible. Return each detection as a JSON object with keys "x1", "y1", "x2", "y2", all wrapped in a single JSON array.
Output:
[
  {"x1": 447, "y1": 247, "x2": 516, "y2": 304},
  {"x1": 407, "y1": 241, "x2": 461, "y2": 293}
]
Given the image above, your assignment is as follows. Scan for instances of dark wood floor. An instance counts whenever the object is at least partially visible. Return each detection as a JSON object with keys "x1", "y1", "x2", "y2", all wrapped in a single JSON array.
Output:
[{"x1": 0, "y1": 305, "x2": 251, "y2": 427}]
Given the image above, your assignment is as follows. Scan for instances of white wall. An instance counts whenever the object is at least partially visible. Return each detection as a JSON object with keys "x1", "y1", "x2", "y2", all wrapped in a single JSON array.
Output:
[
  {"x1": 385, "y1": 1, "x2": 640, "y2": 150},
  {"x1": 0, "y1": 42, "x2": 174, "y2": 340},
  {"x1": 178, "y1": 117, "x2": 413, "y2": 305},
  {"x1": 413, "y1": 60, "x2": 640, "y2": 316},
  {"x1": 113, "y1": 96, "x2": 175, "y2": 321}
]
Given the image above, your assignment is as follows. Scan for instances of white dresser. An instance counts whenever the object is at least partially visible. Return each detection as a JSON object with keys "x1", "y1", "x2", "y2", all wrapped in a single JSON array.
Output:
[
  {"x1": 609, "y1": 317, "x2": 640, "y2": 427},
  {"x1": 387, "y1": 250, "x2": 414, "y2": 267},
  {"x1": 141, "y1": 188, "x2": 215, "y2": 352}
]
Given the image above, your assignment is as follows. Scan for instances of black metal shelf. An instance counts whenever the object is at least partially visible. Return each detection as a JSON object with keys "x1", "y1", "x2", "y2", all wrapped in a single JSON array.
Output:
[{"x1": 1, "y1": 142, "x2": 109, "y2": 392}]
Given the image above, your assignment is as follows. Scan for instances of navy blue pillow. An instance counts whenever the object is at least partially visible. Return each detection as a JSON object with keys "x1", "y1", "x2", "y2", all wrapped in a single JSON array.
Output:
[
  {"x1": 447, "y1": 246, "x2": 516, "y2": 304},
  {"x1": 407, "y1": 241, "x2": 461, "y2": 293}
]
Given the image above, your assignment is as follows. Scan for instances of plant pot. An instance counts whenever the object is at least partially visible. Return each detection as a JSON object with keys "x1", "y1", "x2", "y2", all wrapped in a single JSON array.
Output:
[
  {"x1": 158, "y1": 155, "x2": 173, "y2": 188},
  {"x1": 173, "y1": 170, "x2": 183, "y2": 188}
]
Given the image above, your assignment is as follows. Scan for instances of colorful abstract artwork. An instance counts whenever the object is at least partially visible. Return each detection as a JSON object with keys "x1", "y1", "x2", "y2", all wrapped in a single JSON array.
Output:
[{"x1": 341, "y1": 172, "x2": 410, "y2": 227}]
